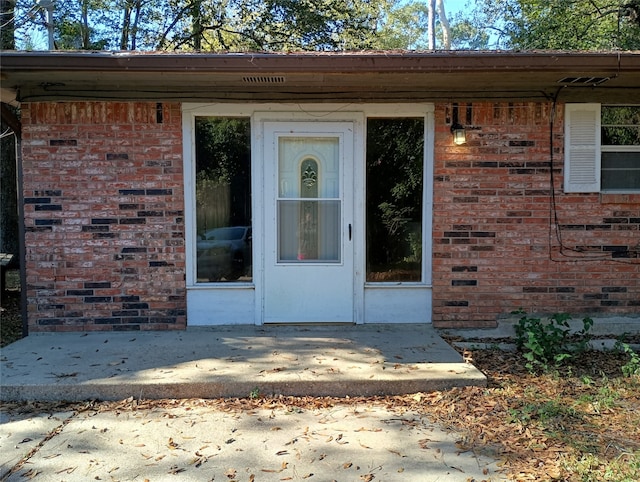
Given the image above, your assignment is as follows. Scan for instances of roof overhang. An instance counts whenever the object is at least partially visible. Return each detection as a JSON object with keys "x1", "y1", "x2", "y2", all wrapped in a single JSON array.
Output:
[{"x1": 1, "y1": 50, "x2": 640, "y2": 105}]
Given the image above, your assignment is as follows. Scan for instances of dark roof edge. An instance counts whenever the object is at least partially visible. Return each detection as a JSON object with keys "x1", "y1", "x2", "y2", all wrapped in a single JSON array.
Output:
[{"x1": 1, "y1": 50, "x2": 639, "y2": 73}]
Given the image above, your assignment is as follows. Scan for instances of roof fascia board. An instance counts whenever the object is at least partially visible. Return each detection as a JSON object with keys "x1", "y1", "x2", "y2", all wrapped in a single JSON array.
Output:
[{"x1": 1, "y1": 51, "x2": 637, "y2": 74}]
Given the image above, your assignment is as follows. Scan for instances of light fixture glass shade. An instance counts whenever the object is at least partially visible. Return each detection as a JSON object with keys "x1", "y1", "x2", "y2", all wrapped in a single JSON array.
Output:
[{"x1": 451, "y1": 124, "x2": 466, "y2": 145}]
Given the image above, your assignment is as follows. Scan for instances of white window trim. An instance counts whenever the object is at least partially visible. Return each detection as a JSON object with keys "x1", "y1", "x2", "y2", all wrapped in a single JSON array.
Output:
[{"x1": 181, "y1": 103, "x2": 434, "y2": 325}]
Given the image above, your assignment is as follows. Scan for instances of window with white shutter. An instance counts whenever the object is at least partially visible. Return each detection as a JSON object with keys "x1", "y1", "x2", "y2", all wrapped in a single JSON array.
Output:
[
  {"x1": 565, "y1": 104, "x2": 640, "y2": 193},
  {"x1": 564, "y1": 104, "x2": 600, "y2": 193}
]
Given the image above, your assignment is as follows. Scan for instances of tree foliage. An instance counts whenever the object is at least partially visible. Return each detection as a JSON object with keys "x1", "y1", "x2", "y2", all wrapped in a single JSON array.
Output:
[
  {"x1": 7, "y1": 0, "x2": 460, "y2": 51},
  {"x1": 466, "y1": 0, "x2": 640, "y2": 50}
]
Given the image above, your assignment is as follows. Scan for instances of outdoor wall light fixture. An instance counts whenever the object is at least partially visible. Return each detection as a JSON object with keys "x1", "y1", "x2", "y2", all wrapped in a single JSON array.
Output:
[
  {"x1": 451, "y1": 123, "x2": 466, "y2": 145},
  {"x1": 450, "y1": 103, "x2": 466, "y2": 145}
]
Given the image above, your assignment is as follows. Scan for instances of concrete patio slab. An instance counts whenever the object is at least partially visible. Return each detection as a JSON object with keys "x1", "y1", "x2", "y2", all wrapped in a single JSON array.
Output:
[
  {"x1": 0, "y1": 400, "x2": 506, "y2": 481},
  {"x1": 0, "y1": 324, "x2": 485, "y2": 402}
]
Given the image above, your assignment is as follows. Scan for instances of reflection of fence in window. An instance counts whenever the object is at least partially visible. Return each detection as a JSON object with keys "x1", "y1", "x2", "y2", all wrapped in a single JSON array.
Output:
[
  {"x1": 194, "y1": 117, "x2": 252, "y2": 282},
  {"x1": 366, "y1": 118, "x2": 424, "y2": 282}
]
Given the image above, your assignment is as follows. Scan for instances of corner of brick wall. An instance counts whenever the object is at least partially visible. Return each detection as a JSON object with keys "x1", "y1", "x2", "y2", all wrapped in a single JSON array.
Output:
[
  {"x1": 21, "y1": 102, "x2": 186, "y2": 332},
  {"x1": 432, "y1": 102, "x2": 640, "y2": 329}
]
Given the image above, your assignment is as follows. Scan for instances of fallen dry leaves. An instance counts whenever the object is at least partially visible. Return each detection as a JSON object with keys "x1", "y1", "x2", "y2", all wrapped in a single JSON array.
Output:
[{"x1": 3, "y1": 349, "x2": 638, "y2": 481}]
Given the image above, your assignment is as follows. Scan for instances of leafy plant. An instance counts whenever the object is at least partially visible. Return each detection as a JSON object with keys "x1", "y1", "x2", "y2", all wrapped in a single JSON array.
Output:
[
  {"x1": 513, "y1": 309, "x2": 593, "y2": 373},
  {"x1": 614, "y1": 338, "x2": 640, "y2": 377},
  {"x1": 249, "y1": 386, "x2": 260, "y2": 399}
]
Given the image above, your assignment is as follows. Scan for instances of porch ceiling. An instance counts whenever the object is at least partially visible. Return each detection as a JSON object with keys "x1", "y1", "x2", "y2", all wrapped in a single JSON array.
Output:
[{"x1": 1, "y1": 50, "x2": 639, "y2": 105}]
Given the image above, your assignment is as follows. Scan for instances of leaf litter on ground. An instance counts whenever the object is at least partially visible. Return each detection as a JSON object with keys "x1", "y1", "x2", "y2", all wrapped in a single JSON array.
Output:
[{"x1": 2, "y1": 349, "x2": 639, "y2": 481}]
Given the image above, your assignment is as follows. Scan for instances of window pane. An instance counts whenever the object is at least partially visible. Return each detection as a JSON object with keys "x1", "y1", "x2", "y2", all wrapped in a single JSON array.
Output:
[
  {"x1": 278, "y1": 200, "x2": 340, "y2": 262},
  {"x1": 602, "y1": 152, "x2": 640, "y2": 190},
  {"x1": 195, "y1": 117, "x2": 252, "y2": 282},
  {"x1": 366, "y1": 118, "x2": 424, "y2": 282},
  {"x1": 602, "y1": 106, "x2": 640, "y2": 126},
  {"x1": 602, "y1": 126, "x2": 640, "y2": 146}
]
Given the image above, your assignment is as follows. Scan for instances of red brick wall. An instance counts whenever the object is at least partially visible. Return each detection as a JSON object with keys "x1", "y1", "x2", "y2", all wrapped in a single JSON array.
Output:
[
  {"x1": 433, "y1": 102, "x2": 640, "y2": 328},
  {"x1": 21, "y1": 102, "x2": 186, "y2": 332},
  {"x1": 20, "y1": 100, "x2": 639, "y2": 332}
]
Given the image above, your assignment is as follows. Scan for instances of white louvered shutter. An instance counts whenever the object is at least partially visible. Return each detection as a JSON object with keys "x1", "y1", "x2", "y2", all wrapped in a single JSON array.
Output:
[{"x1": 564, "y1": 103, "x2": 601, "y2": 193}]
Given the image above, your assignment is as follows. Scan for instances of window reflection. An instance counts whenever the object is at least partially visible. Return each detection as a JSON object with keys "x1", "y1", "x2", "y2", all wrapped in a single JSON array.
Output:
[
  {"x1": 195, "y1": 117, "x2": 252, "y2": 282},
  {"x1": 366, "y1": 118, "x2": 424, "y2": 282}
]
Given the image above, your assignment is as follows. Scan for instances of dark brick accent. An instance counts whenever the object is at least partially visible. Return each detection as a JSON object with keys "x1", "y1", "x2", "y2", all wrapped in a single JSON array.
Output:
[
  {"x1": 119, "y1": 189, "x2": 146, "y2": 195},
  {"x1": 85, "y1": 296, "x2": 113, "y2": 303},
  {"x1": 553, "y1": 287, "x2": 576, "y2": 293},
  {"x1": 35, "y1": 219, "x2": 62, "y2": 225},
  {"x1": 509, "y1": 140, "x2": 535, "y2": 146},
  {"x1": 50, "y1": 139, "x2": 77, "y2": 146},
  {"x1": 470, "y1": 246, "x2": 494, "y2": 251},
  {"x1": 95, "y1": 318, "x2": 119, "y2": 324},
  {"x1": 602, "y1": 287, "x2": 627, "y2": 293},
  {"x1": 107, "y1": 153, "x2": 129, "y2": 160},
  {"x1": 85, "y1": 282, "x2": 111, "y2": 289},
  {"x1": 452, "y1": 280, "x2": 477, "y2": 286},
  {"x1": 149, "y1": 261, "x2": 171, "y2": 267},
  {"x1": 37, "y1": 318, "x2": 64, "y2": 325},
  {"x1": 34, "y1": 190, "x2": 62, "y2": 197},
  {"x1": 82, "y1": 225, "x2": 109, "y2": 232},
  {"x1": 123, "y1": 302, "x2": 149, "y2": 309},
  {"x1": 67, "y1": 289, "x2": 94, "y2": 296},
  {"x1": 25, "y1": 197, "x2": 50, "y2": 204},
  {"x1": 584, "y1": 294, "x2": 608, "y2": 300},
  {"x1": 523, "y1": 287, "x2": 549, "y2": 293},
  {"x1": 115, "y1": 295, "x2": 140, "y2": 302},
  {"x1": 146, "y1": 189, "x2": 173, "y2": 196},
  {"x1": 121, "y1": 247, "x2": 147, "y2": 253},
  {"x1": 444, "y1": 301, "x2": 469, "y2": 306},
  {"x1": 35, "y1": 204, "x2": 62, "y2": 211}
]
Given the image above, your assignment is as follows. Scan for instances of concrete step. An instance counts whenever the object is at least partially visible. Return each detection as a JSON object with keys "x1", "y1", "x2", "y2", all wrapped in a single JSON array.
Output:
[{"x1": 0, "y1": 325, "x2": 485, "y2": 402}]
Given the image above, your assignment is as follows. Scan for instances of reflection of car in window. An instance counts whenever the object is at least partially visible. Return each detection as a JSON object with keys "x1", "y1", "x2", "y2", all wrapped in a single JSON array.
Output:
[{"x1": 196, "y1": 226, "x2": 252, "y2": 281}]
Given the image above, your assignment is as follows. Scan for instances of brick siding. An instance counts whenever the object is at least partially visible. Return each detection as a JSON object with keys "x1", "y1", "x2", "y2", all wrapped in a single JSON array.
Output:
[
  {"x1": 20, "y1": 101, "x2": 639, "y2": 331},
  {"x1": 433, "y1": 102, "x2": 640, "y2": 328},
  {"x1": 21, "y1": 102, "x2": 186, "y2": 332}
]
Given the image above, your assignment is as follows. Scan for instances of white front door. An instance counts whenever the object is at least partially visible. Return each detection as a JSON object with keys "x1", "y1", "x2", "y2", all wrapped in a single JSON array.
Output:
[{"x1": 263, "y1": 122, "x2": 354, "y2": 323}]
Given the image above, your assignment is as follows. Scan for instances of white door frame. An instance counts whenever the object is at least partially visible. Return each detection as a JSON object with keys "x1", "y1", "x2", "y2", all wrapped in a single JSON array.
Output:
[
  {"x1": 254, "y1": 111, "x2": 365, "y2": 325},
  {"x1": 182, "y1": 103, "x2": 433, "y2": 326}
]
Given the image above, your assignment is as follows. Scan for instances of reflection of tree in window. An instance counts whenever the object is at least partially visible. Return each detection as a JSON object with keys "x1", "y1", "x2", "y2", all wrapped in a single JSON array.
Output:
[
  {"x1": 601, "y1": 106, "x2": 640, "y2": 191},
  {"x1": 195, "y1": 117, "x2": 252, "y2": 282},
  {"x1": 366, "y1": 118, "x2": 424, "y2": 282}
]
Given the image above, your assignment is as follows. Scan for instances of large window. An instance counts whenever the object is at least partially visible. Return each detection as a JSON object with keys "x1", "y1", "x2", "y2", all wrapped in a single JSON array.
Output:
[
  {"x1": 195, "y1": 117, "x2": 252, "y2": 282},
  {"x1": 601, "y1": 105, "x2": 640, "y2": 191},
  {"x1": 366, "y1": 118, "x2": 424, "y2": 282}
]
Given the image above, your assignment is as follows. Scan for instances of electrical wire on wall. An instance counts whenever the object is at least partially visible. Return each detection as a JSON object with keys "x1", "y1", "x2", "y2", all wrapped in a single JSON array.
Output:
[{"x1": 547, "y1": 88, "x2": 640, "y2": 265}]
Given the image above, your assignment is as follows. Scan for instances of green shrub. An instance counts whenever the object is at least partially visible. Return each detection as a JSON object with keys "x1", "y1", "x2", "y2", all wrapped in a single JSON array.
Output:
[
  {"x1": 513, "y1": 310, "x2": 593, "y2": 373},
  {"x1": 614, "y1": 339, "x2": 640, "y2": 377}
]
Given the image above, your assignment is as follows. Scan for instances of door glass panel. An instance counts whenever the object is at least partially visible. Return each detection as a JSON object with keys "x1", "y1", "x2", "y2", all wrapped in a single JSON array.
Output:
[
  {"x1": 278, "y1": 200, "x2": 341, "y2": 262},
  {"x1": 366, "y1": 118, "x2": 424, "y2": 282},
  {"x1": 277, "y1": 136, "x2": 341, "y2": 263},
  {"x1": 194, "y1": 117, "x2": 252, "y2": 282}
]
